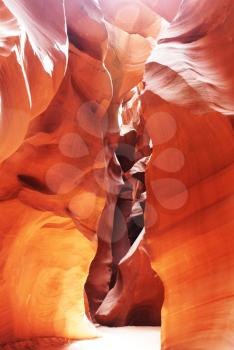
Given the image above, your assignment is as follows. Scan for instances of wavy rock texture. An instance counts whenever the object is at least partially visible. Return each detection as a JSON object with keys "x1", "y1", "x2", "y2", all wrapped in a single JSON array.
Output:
[
  {"x1": 0, "y1": 0, "x2": 234, "y2": 349},
  {"x1": 85, "y1": 0, "x2": 164, "y2": 328},
  {"x1": 0, "y1": 0, "x2": 163, "y2": 344},
  {"x1": 142, "y1": 1, "x2": 234, "y2": 348},
  {"x1": 0, "y1": 0, "x2": 68, "y2": 163},
  {"x1": 145, "y1": 0, "x2": 234, "y2": 115},
  {"x1": 95, "y1": 232, "x2": 164, "y2": 327},
  {"x1": 0, "y1": 199, "x2": 98, "y2": 341},
  {"x1": 100, "y1": 0, "x2": 161, "y2": 102},
  {"x1": 142, "y1": 91, "x2": 234, "y2": 349},
  {"x1": 0, "y1": 0, "x2": 112, "y2": 343}
]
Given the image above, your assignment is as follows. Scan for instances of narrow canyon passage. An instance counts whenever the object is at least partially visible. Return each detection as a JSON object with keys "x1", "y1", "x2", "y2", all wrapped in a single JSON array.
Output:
[{"x1": 0, "y1": 0, "x2": 234, "y2": 349}]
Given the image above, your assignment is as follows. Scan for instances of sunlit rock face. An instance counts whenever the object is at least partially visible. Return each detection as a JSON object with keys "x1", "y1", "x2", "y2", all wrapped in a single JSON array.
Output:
[
  {"x1": 142, "y1": 1, "x2": 234, "y2": 348},
  {"x1": 145, "y1": 0, "x2": 234, "y2": 115},
  {"x1": 142, "y1": 92, "x2": 234, "y2": 349},
  {"x1": 0, "y1": 199, "x2": 98, "y2": 341},
  {"x1": 0, "y1": 0, "x2": 68, "y2": 163},
  {"x1": 0, "y1": 0, "x2": 111, "y2": 343},
  {"x1": 0, "y1": 0, "x2": 162, "y2": 344},
  {"x1": 0, "y1": 0, "x2": 234, "y2": 348}
]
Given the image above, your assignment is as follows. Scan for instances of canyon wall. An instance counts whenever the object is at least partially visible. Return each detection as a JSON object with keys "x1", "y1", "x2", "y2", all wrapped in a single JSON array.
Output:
[{"x1": 0, "y1": 0, "x2": 233, "y2": 349}]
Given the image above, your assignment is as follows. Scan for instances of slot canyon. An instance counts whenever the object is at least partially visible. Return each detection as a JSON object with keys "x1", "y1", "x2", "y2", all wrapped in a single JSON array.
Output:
[{"x1": 0, "y1": 0, "x2": 233, "y2": 349}]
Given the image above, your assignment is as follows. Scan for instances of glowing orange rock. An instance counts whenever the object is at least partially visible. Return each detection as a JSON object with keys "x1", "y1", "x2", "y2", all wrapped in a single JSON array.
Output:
[
  {"x1": 0, "y1": 0, "x2": 112, "y2": 343},
  {"x1": 142, "y1": 91, "x2": 234, "y2": 350},
  {"x1": 1, "y1": 0, "x2": 233, "y2": 348},
  {"x1": 0, "y1": 199, "x2": 98, "y2": 342},
  {"x1": 142, "y1": 2, "x2": 234, "y2": 345}
]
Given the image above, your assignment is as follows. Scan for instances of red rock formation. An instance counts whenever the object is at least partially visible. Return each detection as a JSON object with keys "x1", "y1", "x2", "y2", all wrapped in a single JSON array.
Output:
[
  {"x1": 95, "y1": 232, "x2": 164, "y2": 327},
  {"x1": 0, "y1": 0, "x2": 112, "y2": 343},
  {"x1": 145, "y1": 0, "x2": 234, "y2": 115},
  {"x1": 0, "y1": 0, "x2": 234, "y2": 348},
  {"x1": 0, "y1": 0, "x2": 68, "y2": 163},
  {"x1": 142, "y1": 91, "x2": 234, "y2": 349},
  {"x1": 142, "y1": 1, "x2": 234, "y2": 348}
]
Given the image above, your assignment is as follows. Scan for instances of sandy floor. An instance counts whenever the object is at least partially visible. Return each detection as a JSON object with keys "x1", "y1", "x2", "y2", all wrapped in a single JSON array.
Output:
[
  {"x1": 68, "y1": 327, "x2": 161, "y2": 350},
  {"x1": 1, "y1": 327, "x2": 161, "y2": 349}
]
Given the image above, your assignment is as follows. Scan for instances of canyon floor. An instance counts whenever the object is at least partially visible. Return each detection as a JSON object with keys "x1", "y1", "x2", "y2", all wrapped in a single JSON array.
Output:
[
  {"x1": 70, "y1": 327, "x2": 161, "y2": 350},
  {"x1": 1, "y1": 327, "x2": 161, "y2": 350}
]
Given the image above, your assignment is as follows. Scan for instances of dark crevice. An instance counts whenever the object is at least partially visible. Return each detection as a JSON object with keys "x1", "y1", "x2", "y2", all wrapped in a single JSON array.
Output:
[{"x1": 17, "y1": 174, "x2": 51, "y2": 193}]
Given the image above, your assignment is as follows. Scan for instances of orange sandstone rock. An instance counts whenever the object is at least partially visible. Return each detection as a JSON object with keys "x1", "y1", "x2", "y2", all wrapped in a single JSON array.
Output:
[{"x1": 142, "y1": 91, "x2": 234, "y2": 350}]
